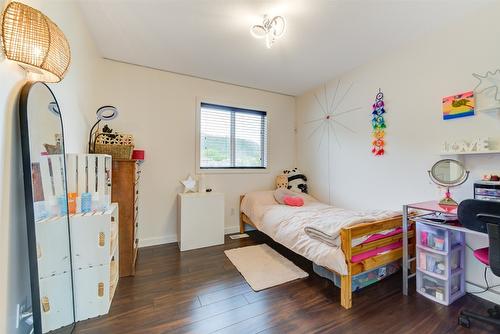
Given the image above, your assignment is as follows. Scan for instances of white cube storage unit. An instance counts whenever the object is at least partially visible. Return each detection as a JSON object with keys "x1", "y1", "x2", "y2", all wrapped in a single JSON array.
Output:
[
  {"x1": 177, "y1": 192, "x2": 224, "y2": 251},
  {"x1": 39, "y1": 272, "x2": 74, "y2": 334},
  {"x1": 70, "y1": 203, "x2": 119, "y2": 321}
]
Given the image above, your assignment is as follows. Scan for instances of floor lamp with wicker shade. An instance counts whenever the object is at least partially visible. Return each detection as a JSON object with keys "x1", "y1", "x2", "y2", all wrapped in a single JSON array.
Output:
[{"x1": 0, "y1": 1, "x2": 71, "y2": 83}]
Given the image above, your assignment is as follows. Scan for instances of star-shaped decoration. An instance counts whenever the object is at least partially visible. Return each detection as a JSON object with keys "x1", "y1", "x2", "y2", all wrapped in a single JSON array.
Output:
[
  {"x1": 180, "y1": 175, "x2": 197, "y2": 193},
  {"x1": 473, "y1": 69, "x2": 500, "y2": 103}
]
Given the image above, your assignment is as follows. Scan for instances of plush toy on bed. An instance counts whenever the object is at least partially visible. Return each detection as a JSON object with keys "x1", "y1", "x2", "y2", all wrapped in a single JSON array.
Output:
[
  {"x1": 276, "y1": 174, "x2": 288, "y2": 189},
  {"x1": 273, "y1": 188, "x2": 304, "y2": 207},
  {"x1": 283, "y1": 168, "x2": 308, "y2": 193}
]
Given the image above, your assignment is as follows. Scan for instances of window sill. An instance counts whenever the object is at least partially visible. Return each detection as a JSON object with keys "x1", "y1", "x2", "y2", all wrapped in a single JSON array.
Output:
[{"x1": 197, "y1": 168, "x2": 270, "y2": 175}]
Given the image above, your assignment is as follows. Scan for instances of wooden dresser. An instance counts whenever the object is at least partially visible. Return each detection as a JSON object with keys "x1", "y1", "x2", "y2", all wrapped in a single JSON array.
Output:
[{"x1": 111, "y1": 159, "x2": 141, "y2": 277}]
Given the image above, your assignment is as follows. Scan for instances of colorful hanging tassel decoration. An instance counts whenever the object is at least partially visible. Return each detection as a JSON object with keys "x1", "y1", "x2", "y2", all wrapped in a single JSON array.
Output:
[{"x1": 371, "y1": 90, "x2": 386, "y2": 156}]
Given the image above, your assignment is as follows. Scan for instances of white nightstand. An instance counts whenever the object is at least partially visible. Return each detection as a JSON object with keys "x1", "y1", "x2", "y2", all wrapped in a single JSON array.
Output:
[{"x1": 177, "y1": 192, "x2": 225, "y2": 251}]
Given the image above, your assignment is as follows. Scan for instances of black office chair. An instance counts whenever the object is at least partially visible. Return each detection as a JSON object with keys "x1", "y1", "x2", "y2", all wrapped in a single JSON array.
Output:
[{"x1": 457, "y1": 199, "x2": 500, "y2": 329}]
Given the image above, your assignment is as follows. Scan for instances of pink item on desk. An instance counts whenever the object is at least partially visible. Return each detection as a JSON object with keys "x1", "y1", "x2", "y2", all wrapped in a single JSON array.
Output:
[{"x1": 284, "y1": 196, "x2": 304, "y2": 207}]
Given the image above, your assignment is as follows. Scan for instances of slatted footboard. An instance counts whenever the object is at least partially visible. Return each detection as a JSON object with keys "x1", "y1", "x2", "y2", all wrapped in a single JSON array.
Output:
[{"x1": 339, "y1": 216, "x2": 415, "y2": 309}]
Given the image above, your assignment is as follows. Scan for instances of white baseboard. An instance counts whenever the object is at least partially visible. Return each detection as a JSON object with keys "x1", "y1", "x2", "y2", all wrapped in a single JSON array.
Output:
[
  {"x1": 138, "y1": 234, "x2": 177, "y2": 248},
  {"x1": 224, "y1": 225, "x2": 240, "y2": 234},
  {"x1": 466, "y1": 282, "x2": 500, "y2": 304},
  {"x1": 138, "y1": 226, "x2": 242, "y2": 248}
]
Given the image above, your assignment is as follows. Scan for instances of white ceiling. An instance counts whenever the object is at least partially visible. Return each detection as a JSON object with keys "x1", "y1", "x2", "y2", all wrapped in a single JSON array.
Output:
[{"x1": 78, "y1": 0, "x2": 493, "y2": 96}]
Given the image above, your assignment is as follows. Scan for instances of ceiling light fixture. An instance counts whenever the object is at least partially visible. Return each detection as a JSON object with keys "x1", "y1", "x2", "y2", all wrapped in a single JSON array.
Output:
[{"x1": 250, "y1": 15, "x2": 286, "y2": 49}]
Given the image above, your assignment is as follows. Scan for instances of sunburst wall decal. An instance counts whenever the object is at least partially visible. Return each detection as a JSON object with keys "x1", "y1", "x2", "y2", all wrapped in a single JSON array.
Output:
[{"x1": 303, "y1": 81, "x2": 362, "y2": 203}]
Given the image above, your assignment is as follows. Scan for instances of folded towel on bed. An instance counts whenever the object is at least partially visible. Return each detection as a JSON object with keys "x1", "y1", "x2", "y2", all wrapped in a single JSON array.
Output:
[
  {"x1": 304, "y1": 226, "x2": 340, "y2": 247},
  {"x1": 303, "y1": 209, "x2": 401, "y2": 247}
]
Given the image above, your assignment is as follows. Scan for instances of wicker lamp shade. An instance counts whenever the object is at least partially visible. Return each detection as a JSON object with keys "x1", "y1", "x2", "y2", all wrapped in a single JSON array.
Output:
[{"x1": 0, "y1": 2, "x2": 71, "y2": 82}]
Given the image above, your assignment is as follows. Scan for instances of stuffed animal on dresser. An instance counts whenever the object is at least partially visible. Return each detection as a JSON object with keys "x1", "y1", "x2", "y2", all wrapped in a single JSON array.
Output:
[
  {"x1": 283, "y1": 168, "x2": 308, "y2": 193},
  {"x1": 276, "y1": 174, "x2": 288, "y2": 189}
]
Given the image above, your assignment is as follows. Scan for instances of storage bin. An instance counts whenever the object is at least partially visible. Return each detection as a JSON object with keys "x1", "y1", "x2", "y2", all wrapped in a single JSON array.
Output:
[
  {"x1": 415, "y1": 221, "x2": 465, "y2": 305},
  {"x1": 416, "y1": 222, "x2": 464, "y2": 252},
  {"x1": 94, "y1": 143, "x2": 134, "y2": 160},
  {"x1": 313, "y1": 261, "x2": 400, "y2": 292},
  {"x1": 417, "y1": 246, "x2": 464, "y2": 279},
  {"x1": 416, "y1": 270, "x2": 465, "y2": 305}
]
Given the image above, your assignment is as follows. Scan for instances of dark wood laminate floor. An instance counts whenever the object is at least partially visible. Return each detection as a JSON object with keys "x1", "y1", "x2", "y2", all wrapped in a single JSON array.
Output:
[{"x1": 74, "y1": 231, "x2": 497, "y2": 334}]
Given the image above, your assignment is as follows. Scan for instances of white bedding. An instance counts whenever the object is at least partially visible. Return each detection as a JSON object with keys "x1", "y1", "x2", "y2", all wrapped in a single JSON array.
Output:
[{"x1": 241, "y1": 191, "x2": 400, "y2": 275}]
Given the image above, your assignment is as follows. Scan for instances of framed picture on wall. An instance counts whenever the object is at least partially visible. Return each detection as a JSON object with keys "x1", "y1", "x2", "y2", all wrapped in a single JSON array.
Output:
[{"x1": 442, "y1": 91, "x2": 475, "y2": 120}]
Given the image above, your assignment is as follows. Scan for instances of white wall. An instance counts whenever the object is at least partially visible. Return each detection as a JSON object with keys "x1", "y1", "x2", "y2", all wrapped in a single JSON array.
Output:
[
  {"x1": 94, "y1": 60, "x2": 296, "y2": 246},
  {"x1": 0, "y1": 1, "x2": 101, "y2": 333},
  {"x1": 296, "y1": 2, "x2": 500, "y2": 303}
]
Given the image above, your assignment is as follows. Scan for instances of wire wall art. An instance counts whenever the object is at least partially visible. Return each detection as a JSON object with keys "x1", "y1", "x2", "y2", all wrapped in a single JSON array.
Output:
[
  {"x1": 304, "y1": 81, "x2": 362, "y2": 203},
  {"x1": 472, "y1": 69, "x2": 500, "y2": 103}
]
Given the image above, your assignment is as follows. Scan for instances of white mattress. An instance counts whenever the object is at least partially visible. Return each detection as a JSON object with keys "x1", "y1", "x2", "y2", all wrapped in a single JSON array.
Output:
[{"x1": 241, "y1": 191, "x2": 399, "y2": 275}]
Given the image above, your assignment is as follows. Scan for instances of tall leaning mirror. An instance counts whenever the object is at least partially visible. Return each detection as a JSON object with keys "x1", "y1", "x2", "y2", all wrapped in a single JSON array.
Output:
[{"x1": 19, "y1": 82, "x2": 75, "y2": 334}]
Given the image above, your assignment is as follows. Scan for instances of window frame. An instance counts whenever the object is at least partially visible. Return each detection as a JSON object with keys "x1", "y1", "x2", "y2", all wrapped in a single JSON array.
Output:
[{"x1": 195, "y1": 98, "x2": 270, "y2": 174}]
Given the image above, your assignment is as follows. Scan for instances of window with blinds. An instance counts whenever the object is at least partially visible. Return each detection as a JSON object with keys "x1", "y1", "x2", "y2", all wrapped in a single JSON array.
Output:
[{"x1": 199, "y1": 102, "x2": 267, "y2": 169}]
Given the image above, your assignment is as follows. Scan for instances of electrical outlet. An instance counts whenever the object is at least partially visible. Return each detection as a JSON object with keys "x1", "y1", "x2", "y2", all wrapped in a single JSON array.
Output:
[{"x1": 230, "y1": 208, "x2": 235, "y2": 216}]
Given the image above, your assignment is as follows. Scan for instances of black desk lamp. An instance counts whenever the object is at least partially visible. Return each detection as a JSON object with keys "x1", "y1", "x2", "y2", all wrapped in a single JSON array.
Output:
[{"x1": 88, "y1": 105, "x2": 119, "y2": 153}]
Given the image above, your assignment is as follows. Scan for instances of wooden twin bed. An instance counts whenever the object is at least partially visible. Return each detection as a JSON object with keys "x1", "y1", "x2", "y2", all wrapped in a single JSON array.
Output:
[{"x1": 240, "y1": 195, "x2": 415, "y2": 309}]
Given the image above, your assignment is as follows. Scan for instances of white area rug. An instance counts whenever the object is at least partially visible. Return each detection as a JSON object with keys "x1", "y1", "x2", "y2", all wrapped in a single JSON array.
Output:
[{"x1": 224, "y1": 244, "x2": 309, "y2": 291}]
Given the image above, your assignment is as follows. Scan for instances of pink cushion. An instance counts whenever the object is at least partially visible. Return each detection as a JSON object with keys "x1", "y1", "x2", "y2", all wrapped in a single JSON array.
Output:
[
  {"x1": 474, "y1": 247, "x2": 489, "y2": 266},
  {"x1": 361, "y1": 227, "x2": 403, "y2": 245},
  {"x1": 351, "y1": 241, "x2": 402, "y2": 263},
  {"x1": 283, "y1": 196, "x2": 304, "y2": 207}
]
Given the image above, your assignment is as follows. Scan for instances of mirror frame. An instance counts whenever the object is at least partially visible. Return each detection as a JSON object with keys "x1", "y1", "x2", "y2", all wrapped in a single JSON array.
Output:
[
  {"x1": 19, "y1": 82, "x2": 75, "y2": 334},
  {"x1": 428, "y1": 159, "x2": 469, "y2": 187}
]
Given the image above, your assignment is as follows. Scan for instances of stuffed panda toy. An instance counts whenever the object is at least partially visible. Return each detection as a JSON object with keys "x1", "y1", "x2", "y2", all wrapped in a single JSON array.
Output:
[{"x1": 283, "y1": 168, "x2": 308, "y2": 193}]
